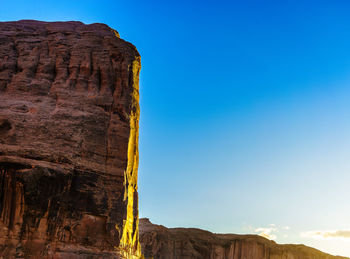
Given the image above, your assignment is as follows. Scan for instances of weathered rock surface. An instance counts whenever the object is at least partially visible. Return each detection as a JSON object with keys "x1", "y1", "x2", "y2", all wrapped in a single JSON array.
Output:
[
  {"x1": 139, "y1": 219, "x2": 348, "y2": 259},
  {"x1": 0, "y1": 20, "x2": 141, "y2": 258}
]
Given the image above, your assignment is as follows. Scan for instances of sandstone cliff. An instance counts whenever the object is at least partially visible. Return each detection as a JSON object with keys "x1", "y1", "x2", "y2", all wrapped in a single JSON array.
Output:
[
  {"x1": 139, "y1": 218, "x2": 348, "y2": 259},
  {"x1": 0, "y1": 20, "x2": 141, "y2": 258}
]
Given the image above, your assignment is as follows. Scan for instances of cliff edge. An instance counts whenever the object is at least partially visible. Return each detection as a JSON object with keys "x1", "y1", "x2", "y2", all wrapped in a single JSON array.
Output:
[{"x1": 0, "y1": 20, "x2": 140, "y2": 258}]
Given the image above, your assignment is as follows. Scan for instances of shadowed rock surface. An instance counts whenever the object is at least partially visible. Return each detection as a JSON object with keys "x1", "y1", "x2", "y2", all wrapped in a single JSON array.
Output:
[
  {"x1": 139, "y1": 218, "x2": 348, "y2": 259},
  {"x1": 0, "y1": 20, "x2": 141, "y2": 258}
]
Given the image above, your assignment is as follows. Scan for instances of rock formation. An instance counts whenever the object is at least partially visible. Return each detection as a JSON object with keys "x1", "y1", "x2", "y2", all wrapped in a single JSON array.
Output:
[
  {"x1": 0, "y1": 20, "x2": 141, "y2": 258},
  {"x1": 139, "y1": 218, "x2": 348, "y2": 259}
]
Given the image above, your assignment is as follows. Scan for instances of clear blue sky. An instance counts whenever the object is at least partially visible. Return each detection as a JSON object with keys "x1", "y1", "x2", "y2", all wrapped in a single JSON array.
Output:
[{"x1": 2, "y1": 0, "x2": 350, "y2": 256}]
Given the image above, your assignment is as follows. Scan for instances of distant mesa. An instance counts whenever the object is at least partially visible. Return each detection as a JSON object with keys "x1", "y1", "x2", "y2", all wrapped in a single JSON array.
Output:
[{"x1": 139, "y1": 218, "x2": 348, "y2": 259}]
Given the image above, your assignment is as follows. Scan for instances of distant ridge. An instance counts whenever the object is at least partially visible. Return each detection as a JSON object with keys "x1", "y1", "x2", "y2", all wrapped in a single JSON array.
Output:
[{"x1": 139, "y1": 218, "x2": 348, "y2": 259}]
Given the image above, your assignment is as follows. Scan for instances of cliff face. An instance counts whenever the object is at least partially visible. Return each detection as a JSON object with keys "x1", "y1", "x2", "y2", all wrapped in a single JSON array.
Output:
[
  {"x1": 139, "y1": 219, "x2": 348, "y2": 259},
  {"x1": 0, "y1": 20, "x2": 141, "y2": 258}
]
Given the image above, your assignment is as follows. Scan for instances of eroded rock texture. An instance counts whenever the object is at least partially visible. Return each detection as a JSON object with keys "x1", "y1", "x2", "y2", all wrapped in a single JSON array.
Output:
[
  {"x1": 139, "y1": 219, "x2": 348, "y2": 259},
  {"x1": 0, "y1": 20, "x2": 141, "y2": 258}
]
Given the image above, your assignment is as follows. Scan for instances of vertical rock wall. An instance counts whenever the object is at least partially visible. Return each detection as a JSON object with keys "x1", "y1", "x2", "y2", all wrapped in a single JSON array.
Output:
[{"x1": 0, "y1": 20, "x2": 141, "y2": 258}]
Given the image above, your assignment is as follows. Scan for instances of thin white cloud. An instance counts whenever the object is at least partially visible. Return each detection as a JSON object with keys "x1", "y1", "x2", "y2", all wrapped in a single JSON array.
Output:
[
  {"x1": 255, "y1": 226, "x2": 277, "y2": 240},
  {"x1": 301, "y1": 230, "x2": 350, "y2": 241},
  {"x1": 252, "y1": 224, "x2": 290, "y2": 241}
]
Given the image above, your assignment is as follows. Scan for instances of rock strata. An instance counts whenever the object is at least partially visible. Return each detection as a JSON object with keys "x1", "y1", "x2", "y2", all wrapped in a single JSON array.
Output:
[
  {"x1": 139, "y1": 218, "x2": 348, "y2": 259},
  {"x1": 0, "y1": 20, "x2": 141, "y2": 258}
]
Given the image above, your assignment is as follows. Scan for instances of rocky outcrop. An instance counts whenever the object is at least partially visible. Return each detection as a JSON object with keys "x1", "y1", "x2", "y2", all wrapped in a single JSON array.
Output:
[
  {"x1": 0, "y1": 20, "x2": 141, "y2": 258},
  {"x1": 139, "y1": 219, "x2": 348, "y2": 259}
]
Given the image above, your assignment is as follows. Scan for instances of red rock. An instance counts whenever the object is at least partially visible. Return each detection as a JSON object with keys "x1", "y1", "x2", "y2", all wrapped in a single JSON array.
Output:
[
  {"x1": 139, "y1": 218, "x2": 348, "y2": 259},
  {"x1": 0, "y1": 20, "x2": 141, "y2": 258}
]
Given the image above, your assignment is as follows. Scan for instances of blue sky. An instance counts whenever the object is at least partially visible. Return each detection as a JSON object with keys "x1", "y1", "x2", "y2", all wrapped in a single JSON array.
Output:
[{"x1": 1, "y1": 0, "x2": 350, "y2": 256}]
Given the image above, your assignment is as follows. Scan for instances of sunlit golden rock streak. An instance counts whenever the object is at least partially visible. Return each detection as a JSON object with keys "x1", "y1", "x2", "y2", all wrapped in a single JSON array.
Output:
[{"x1": 118, "y1": 57, "x2": 142, "y2": 258}]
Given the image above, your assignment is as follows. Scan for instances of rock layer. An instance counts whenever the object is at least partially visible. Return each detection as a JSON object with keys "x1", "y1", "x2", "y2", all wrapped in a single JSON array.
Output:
[
  {"x1": 139, "y1": 219, "x2": 348, "y2": 259},
  {"x1": 0, "y1": 20, "x2": 141, "y2": 258}
]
